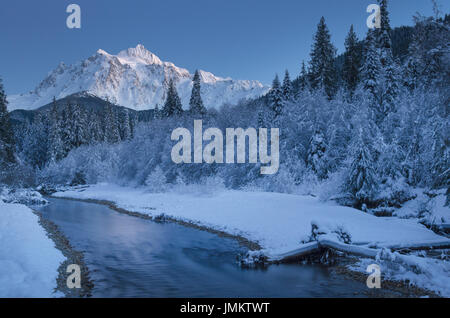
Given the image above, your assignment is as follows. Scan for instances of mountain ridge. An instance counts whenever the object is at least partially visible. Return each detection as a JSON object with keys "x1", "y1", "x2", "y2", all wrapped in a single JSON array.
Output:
[{"x1": 8, "y1": 44, "x2": 269, "y2": 111}]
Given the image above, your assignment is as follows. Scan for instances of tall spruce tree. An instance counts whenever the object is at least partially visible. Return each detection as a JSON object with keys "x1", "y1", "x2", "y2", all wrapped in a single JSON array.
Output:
[
  {"x1": 346, "y1": 127, "x2": 377, "y2": 207},
  {"x1": 281, "y1": 70, "x2": 293, "y2": 101},
  {"x1": 309, "y1": 17, "x2": 337, "y2": 99},
  {"x1": 105, "y1": 102, "x2": 121, "y2": 143},
  {"x1": 269, "y1": 75, "x2": 283, "y2": 119},
  {"x1": 0, "y1": 78, "x2": 15, "y2": 165},
  {"x1": 343, "y1": 25, "x2": 361, "y2": 94},
  {"x1": 162, "y1": 79, "x2": 183, "y2": 117},
  {"x1": 23, "y1": 112, "x2": 49, "y2": 168},
  {"x1": 377, "y1": 0, "x2": 392, "y2": 62},
  {"x1": 88, "y1": 110, "x2": 104, "y2": 143},
  {"x1": 189, "y1": 70, "x2": 207, "y2": 115},
  {"x1": 48, "y1": 97, "x2": 64, "y2": 162},
  {"x1": 61, "y1": 102, "x2": 77, "y2": 153},
  {"x1": 376, "y1": 0, "x2": 398, "y2": 118},
  {"x1": 298, "y1": 61, "x2": 309, "y2": 92},
  {"x1": 361, "y1": 30, "x2": 381, "y2": 110},
  {"x1": 119, "y1": 109, "x2": 132, "y2": 141},
  {"x1": 71, "y1": 103, "x2": 88, "y2": 148}
]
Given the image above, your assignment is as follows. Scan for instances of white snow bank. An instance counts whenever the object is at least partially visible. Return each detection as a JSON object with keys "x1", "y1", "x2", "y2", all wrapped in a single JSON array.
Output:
[
  {"x1": 0, "y1": 201, "x2": 65, "y2": 297},
  {"x1": 54, "y1": 183, "x2": 450, "y2": 256},
  {"x1": 394, "y1": 189, "x2": 450, "y2": 227},
  {"x1": 351, "y1": 250, "x2": 450, "y2": 297}
]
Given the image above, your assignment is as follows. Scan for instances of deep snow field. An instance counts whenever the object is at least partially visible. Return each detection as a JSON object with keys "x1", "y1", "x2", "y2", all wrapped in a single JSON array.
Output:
[{"x1": 0, "y1": 199, "x2": 64, "y2": 297}]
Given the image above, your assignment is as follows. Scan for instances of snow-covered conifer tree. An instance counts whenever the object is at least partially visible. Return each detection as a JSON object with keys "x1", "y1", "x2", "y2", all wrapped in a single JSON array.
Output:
[
  {"x1": 61, "y1": 102, "x2": 74, "y2": 154},
  {"x1": 298, "y1": 61, "x2": 309, "y2": 93},
  {"x1": 189, "y1": 70, "x2": 207, "y2": 116},
  {"x1": 346, "y1": 127, "x2": 377, "y2": 207},
  {"x1": 162, "y1": 79, "x2": 183, "y2": 117},
  {"x1": 343, "y1": 25, "x2": 361, "y2": 94},
  {"x1": 361, "y1": 30, "x2": 383, "y2": 122},
  {"x1": 376, "y1": 0, "x2": 398, "y2": 117},
  {"x1": 119, "y1": 109, "x2": 132, "y2": 141},
  {"x1": 269, "y1": 75, "x2": 283, "y2": 119},
  {"x1": 309, "y1": 17, "x2": 337, "y2": 99},
  {"x1": 48, "y1": 97, "x2": 64, "y2": 162},
  {"x1": 0, "y1": 78, "x2": 15, "y2": 166},
  {"x1": 104, "y1": 102, "x2": 121, "y2": 143},
  {"x1": 22, "y1": 113, "x2": 49, "y2": 168},
  {"x1": 307, "y1": 129, "x2": 327, "y2": 178},
  {"x1": 281, "y1": 70, "x2": 293, "y2": 101},
  {"x1": 71, "y1": 103, "x2": 88, "y2": 148}
]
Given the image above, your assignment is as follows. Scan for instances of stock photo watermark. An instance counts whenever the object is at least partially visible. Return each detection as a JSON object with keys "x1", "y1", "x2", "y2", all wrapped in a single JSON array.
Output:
[
  {"x1": 66, "y1": 4, "x2": 81, "y2": 29},
  {"x1": 366, "y1": 4, "x2": 381, "y2": 29},
  {"x1": 171, "y1": 120, "x2": 280, "y2": 175},
  {"x1": 66, "y1": 264, "x2": 81, "y2": 289},
  {"x1": 366, "y1": 264, "x2": 381, "y2": 289}
]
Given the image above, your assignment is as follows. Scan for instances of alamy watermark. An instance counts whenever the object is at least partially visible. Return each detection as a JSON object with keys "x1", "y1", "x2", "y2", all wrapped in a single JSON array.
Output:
[
  {"x1": 66, "y1": 264, "x2": 81, "y2": 289},
  {"x1": 366, "y1": 4, "x2": 381, "y2": 29},
  {"x1": 171, "y1": 120, "x2": 279, "y2": 175},
  {"x1": 66, "y1": 4, "x2": 81, "y2": 29},
  {"x1": 366, "y1": 264, "x2": 381, "y2": 289}
]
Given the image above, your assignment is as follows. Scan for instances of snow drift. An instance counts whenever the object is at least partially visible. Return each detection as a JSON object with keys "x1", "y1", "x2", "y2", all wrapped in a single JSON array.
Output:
[{"x1": 0, "y1": 200, "x2": 64, "y2": 297}]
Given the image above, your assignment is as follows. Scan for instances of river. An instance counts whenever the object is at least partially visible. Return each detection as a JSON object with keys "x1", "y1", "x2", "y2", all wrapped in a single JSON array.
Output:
[{"x1": 35, "y1": 197, "x2": 373, "y2": 297}]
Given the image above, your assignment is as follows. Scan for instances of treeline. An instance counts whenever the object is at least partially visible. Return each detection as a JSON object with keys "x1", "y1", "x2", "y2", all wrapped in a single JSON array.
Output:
[
  {"x1": 14, "y1": 99, "x2": 138, "y2": 169},
  {"x1": 1, "y1": 0, "x2": 449, "y2": 210}
]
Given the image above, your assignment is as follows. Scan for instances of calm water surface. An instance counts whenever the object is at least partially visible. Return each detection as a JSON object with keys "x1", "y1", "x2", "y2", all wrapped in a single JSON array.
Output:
[{"x1": 36, "y1": 197, "x2": 371, "y2": 297}]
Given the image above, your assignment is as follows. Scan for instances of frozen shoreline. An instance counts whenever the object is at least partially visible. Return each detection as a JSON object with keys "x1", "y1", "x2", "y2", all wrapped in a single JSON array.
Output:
[{"x1": 31, "y1": 208, "x2": 94, "y2": 297}]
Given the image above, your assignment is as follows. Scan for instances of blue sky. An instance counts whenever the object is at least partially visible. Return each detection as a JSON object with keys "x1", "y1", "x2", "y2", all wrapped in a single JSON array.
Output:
[{"x1": 1, "y1": 0, "x2": 448, "y2": 94}]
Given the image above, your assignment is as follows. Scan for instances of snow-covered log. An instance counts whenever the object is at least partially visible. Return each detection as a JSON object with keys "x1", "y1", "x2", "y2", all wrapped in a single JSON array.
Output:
[
  {"x1": 271, "y1": 238, "x2": 450, "y2": 263},
  {"x1": 269, "y1": 242, "x2": 320, "y2": 262}
]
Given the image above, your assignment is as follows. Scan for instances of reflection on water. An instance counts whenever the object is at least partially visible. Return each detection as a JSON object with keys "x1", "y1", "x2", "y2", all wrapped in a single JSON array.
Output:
[{"x1": 36, "y1": 197, "x2": 370, "y2": 297}]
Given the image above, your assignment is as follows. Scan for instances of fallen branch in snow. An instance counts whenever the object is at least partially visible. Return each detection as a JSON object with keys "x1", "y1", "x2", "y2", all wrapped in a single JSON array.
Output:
[
  {"x1": 388, "y1": 241, "x2": 450, "y2": 252},
  {"x1": 269, "y1": 240, "x2": 378, "y2": 262},
  {"x1": 270, "y1": 242, "x2": 321, "y2": 263},
  {"x1": 270, "y1": 239, "x2": 450, "y2": 263}
]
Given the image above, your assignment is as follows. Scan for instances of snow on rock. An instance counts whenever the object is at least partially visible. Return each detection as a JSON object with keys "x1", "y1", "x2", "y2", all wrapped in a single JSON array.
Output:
[
  {"x1": 54, "y1": 183, "x2": 450, "y2": 256},
  {"x1": 0, "y1": 201, "x2": 64, "y2": 297},
  {"x1": 8, "y1": 44, "x2": 269, "y2": 111}
]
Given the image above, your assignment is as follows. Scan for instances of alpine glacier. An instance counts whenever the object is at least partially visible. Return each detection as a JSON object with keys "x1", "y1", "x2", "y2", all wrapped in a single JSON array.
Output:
[{"x1": 8, "y1": 44, "x2": 269, "y2": 111}]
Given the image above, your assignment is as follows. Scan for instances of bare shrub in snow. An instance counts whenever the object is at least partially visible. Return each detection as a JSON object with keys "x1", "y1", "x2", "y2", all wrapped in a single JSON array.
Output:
[
  {"x1": 0, "y1": 188, "x2": 48, "y2": 206},
  {"x1": 144, "y1": 167, "x2": 167, "y2": 193}
]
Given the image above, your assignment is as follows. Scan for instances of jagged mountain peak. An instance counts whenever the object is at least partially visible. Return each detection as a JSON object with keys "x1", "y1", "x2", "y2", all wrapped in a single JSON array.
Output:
[
  {"x1": 117, "y1": 44, "x2": 163, "y2": 66},
  {"x1": 96, "y1": 49, "x2": 109, "y2": 56}
]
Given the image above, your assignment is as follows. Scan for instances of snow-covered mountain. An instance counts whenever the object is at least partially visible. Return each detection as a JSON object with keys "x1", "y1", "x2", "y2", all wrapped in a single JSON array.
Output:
[{"x1": 8, "y1": 44, "x2": 269, "y2": 111}]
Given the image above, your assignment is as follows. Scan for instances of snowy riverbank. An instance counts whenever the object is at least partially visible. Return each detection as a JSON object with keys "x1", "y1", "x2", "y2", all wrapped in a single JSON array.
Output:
[
  {"x1": 0, "y1": 200, "x2": 65, "y2": 297},
  {"x1": 54, "y1": 183, "x2": 450, "y2": 296}
]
